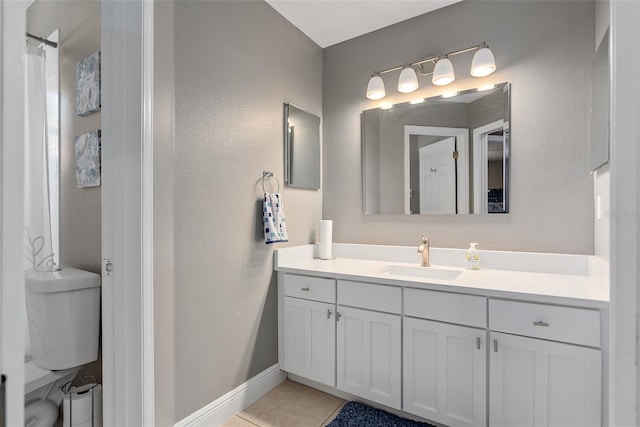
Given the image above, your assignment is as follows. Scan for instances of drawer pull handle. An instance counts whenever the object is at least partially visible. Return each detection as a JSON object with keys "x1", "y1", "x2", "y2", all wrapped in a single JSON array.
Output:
[
  {"x1": 336, "y1": 312, "x2": 342, "y2": 321},
  {"x1": 477, "y1": 337, "x2": 481, "y2": 350},
  {"x1": 301, "y1": 287, "x2": 310, "y2": 291},
  {"x1": 494, "y1": 339, "x2": 498, "y2": 352},
  {"x1": 533, "y1": 321, "x2": 550, "y2": 327},
  {"x1": 327, "y1": 309, "x2": 332, "y2": 319}
]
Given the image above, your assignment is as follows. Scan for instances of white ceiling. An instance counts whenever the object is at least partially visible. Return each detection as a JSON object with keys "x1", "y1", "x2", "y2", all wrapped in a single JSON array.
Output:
[{"x1": 265, "y1": 0, "x2": 463, "y2": 48}]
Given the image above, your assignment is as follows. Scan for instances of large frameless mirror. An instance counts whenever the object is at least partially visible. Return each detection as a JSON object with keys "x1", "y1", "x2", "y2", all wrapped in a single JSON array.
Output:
[
  {"x1": 362, "y1": 82, "x2": 510, "y2": 215},
  {"x1": 284, "y1": 103, "x2": 321, "y2": 190}
]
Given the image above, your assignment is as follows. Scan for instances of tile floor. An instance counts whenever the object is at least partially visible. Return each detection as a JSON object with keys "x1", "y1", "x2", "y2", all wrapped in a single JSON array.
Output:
[{"x1": 221, "y1": 380, "x2": 346, "y2": 427}]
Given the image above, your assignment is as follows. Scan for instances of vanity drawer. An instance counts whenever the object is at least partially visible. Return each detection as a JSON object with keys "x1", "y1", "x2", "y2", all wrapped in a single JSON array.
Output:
[
  {"x1": 489, "y1": 299, "x2": 600, "y2": 347},
  {"x1": 338, "y1": 280, "x2": 401, "y2": 314},
  {"x1": 404, "y1": 288, "x2": 487, "y2": 328},
  {"x1": 283, "y1": 274, "x2": 336, "y2": 303}
]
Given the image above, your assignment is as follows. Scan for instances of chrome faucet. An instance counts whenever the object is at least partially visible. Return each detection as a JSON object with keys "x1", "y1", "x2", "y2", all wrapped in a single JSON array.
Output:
[{"x1": 418, "y1": 234, "x2": 430, "y2": 267}]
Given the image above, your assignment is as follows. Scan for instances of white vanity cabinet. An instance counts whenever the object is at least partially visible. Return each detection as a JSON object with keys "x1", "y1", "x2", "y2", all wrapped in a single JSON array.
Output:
[
  {"x1": 277, "y1": 264, "x2": 606, "y2": 427},
  {"x1": 403, "y1": 289, "x2": 487, "y2": 427},
  {"x1": 281, "y1": 274, "x2": 336, "y2": 386},
  {"x1": 489, "y1": 300, "x2": 602, "y2": 427},
  {"x1": 336, "y1": 280, "x2": 402, "y2": 409}
]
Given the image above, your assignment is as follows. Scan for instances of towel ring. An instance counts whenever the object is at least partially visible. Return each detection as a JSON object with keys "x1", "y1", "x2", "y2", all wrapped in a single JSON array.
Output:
[{"x1": 262, "y1": 171, "x2": 280, "y2": 193}]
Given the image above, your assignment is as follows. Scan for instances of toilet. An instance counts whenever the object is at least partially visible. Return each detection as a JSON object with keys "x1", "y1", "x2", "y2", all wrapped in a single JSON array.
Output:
[{"x1": 24, "y1": 267, "x2": 101, "y2": 426}]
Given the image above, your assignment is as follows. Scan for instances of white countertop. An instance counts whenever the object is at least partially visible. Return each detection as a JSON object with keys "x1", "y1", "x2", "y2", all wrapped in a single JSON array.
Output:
[{"x1": 275, "y1": 244, "x2": 610, "y2": 309}]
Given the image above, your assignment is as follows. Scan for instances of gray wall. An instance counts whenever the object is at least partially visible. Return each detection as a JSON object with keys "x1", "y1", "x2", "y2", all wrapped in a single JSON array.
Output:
[
  {"x1": 27, "y1": 0, "x2": 102, "y2": 273},
  {"x1": 169, "y1": 1, "x2": 323, "y2": 421},
  {"x1": 323, "y1": 0, "x2": 596, "y2": 254}
]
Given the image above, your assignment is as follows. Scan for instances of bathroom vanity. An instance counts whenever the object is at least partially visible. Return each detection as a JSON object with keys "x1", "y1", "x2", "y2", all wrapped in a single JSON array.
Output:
[{"x1": 275, "y1": 244, "x2": 609, "y2": 427}]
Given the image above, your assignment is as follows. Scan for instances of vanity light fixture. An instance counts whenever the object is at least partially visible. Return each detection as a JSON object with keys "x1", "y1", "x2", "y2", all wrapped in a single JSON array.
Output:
[
  {"x1": 409, "y1": 98, "x2": 426, "y2": 104},
  {"x1": 365, "y1": 42, "x2": 496, "y2": 100}
]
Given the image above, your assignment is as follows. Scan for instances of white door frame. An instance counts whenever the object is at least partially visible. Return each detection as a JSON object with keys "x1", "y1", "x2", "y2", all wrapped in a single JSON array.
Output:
[
  {"x1": 1, "y1": 1, "x2": 29, "y2": 425},
  {"x1": 609, "y1": 1, "x2": 639, "y2": 425},
  {"x1": 404, "y1": 125, "x2": 469, "y2": 214},
  {"x1": 472, "y1": 119, "x2": 506, "y2": 214},
  {"x1": 0, "y1": 1, "x2": 155, "y2": 425},
  {"x1": 101, "y1": 0, "x2": 154, "y2": 425}
]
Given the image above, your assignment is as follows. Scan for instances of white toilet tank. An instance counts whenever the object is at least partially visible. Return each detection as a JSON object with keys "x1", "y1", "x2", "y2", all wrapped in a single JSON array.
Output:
[{"x1": 26, "y1": 267, "x2": 101, "y2": 370}]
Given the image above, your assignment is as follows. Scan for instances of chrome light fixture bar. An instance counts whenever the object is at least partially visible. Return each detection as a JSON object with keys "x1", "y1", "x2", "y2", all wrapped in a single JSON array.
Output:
[{"x1": 366, "y1": 42, "x2": 496, "y2": 100}]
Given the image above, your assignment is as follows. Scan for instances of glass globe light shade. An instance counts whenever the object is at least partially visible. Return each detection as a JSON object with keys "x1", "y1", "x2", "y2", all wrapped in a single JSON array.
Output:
[
  {"x1": 366, "y1": 74, "x2": 385, "y2": 100},
  {"x1": 397, "y1": 65, "x2": 419, "y2": 93},
  {"x1": 471, "y1": 47, "x2": 496, "y2": 77},
  {"x1": 432, "y1": 57, "x2": 455, "y2": 86}
]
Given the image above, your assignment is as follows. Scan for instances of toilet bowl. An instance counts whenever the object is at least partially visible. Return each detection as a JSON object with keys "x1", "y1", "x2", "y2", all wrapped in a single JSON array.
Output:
[
  {"x1": 24, "y1": 399, "x2": 58, "y2": 427},
  {"x1": 25, "y1": 267, "x2": 101, "y2": 370},
  {"x1": 24, "y1": 360, "x2": 80, "y2": 427}
]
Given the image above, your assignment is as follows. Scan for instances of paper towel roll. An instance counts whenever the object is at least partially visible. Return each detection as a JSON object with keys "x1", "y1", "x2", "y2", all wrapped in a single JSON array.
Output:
[
  {"x1": 63, "y1": 383, "x2": 103, "y2": 427},
  {"x1": 319, "y1": 220, "x2": 333, "y2": 259}
]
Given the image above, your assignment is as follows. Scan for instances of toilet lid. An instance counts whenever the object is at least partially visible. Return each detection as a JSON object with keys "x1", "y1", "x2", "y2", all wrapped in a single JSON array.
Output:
[{"x1": 25, "y1": 399, "x2": 59, "y2": 427}]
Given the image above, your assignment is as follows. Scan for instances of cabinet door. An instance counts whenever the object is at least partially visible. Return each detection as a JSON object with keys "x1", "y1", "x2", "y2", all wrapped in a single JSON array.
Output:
[
  {"x1": 404, "y1": 317, "x2": 486, "y2": 427},
  {"x1": 336, "y1": 306, "x2": 401, "y2": 409},
  {"x1": 490, "y1": 332, "x2": 602, "y2": 427},
  {"x1": 283, "y1": 297, "x2": 335, "y2": 386}
]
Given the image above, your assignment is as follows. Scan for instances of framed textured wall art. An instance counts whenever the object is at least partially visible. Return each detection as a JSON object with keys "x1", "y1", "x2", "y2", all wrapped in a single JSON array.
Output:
[
  {"x1": 75, "y1": 130, "x2": 101, "y2": 188},
  {"x1": 76, "y1": 51, "x2": 101, "y2": 116}
]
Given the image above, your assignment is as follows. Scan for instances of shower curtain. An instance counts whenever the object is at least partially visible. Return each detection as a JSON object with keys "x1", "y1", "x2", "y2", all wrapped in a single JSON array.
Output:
[
  {"x1": 24, "y1": 46, "x2": 54, "y2": 272},
  {"x1": 24, "y1": 46, "x2": 54, "y2": 358}
]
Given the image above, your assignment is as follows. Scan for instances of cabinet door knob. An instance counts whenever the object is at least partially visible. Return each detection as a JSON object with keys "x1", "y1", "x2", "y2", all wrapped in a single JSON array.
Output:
[
  {"x1": 327, "y1": 309, "x2": 332, "y2": 319},
  {"x1": 533, "y1": 320, "x2": 549, "y2": 327},
  {"x1": 336, "y1": 312, "x2": 342, "y2": 321},
  {"x1": 301, "y1": 287, "x2": 310, "y2": 291},
  {"x1": 477, "y1": 337, "x2": 481, "y2": 350},
  {"x1": 494, "y1": 339, "x2": 498, "y2": 352}
]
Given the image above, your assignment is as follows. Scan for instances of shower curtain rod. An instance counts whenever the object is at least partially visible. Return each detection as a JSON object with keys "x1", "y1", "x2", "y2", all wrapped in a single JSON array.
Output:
[{"x1": 26, "y1": 33, "x2": 58, "y2": 49}]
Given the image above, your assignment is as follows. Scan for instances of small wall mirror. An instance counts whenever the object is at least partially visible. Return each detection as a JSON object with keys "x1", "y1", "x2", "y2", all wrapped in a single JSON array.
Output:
[
  {"x1": 590, "y1": 30, "x2": 609, "y2": 171},
  {"x1": 284, "y1": 103, "x2": 321, "y2": 190},
  {"x1": 362, "y1": 82, "x2": 510, "y2": 215}
]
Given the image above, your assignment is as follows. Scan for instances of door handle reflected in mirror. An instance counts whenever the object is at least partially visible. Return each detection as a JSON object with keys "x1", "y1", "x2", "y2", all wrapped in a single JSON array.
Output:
[{"x1": 533, "y1": 320, "x2": 550, "y2": 327}]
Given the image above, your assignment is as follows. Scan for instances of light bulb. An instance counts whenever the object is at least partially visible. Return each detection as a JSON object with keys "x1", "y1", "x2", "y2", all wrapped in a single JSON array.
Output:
[
  {"x1": 441, "y1": 90, "x2": 458, "y2": 98},
  {"x1": 477, "y1": 83, "x2": 495, "y2": 92}
]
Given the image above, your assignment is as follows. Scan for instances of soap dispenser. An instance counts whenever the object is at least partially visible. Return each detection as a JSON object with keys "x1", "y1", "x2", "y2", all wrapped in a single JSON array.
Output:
[{"x1": 465, "y1": 243, "x2": 480, "y2": 270}]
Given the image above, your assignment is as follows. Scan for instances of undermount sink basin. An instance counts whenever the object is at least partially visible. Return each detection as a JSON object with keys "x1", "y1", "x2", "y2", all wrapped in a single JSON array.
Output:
[{"x1": 378, "y1": 265, "x2": 462, "y2": 281}]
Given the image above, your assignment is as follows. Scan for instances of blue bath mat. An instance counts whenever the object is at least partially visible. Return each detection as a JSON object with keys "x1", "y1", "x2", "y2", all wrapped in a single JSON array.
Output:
[{"x1": 327, "y1": 401, "x2": 436, "y2": 427}]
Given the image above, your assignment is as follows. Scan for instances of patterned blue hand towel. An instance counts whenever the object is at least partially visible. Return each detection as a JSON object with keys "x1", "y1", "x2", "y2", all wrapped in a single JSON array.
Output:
[{"x1": 263, "y1": 192, "x2": 288, "y2": 244}]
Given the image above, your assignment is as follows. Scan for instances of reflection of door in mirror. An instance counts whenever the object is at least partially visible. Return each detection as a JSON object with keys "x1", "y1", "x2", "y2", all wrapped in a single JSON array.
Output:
[
  {"x1": 473, "y1": 120, "x2": 509, "y2": 214},
  {"x1": 487, "y1": 132, "x2": 505, "y2": 213},
  {"x1": 404, "y1": 126, "x2": 469, "y2": 214},
  {"x1": 418, "y1": 138, "x2": 456, "y2": 214}
]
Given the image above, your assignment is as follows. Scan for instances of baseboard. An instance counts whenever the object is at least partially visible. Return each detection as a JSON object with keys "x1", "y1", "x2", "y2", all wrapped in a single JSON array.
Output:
[{"x1": 174, "y1": 364, "x2": 286, "y2": 427}]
